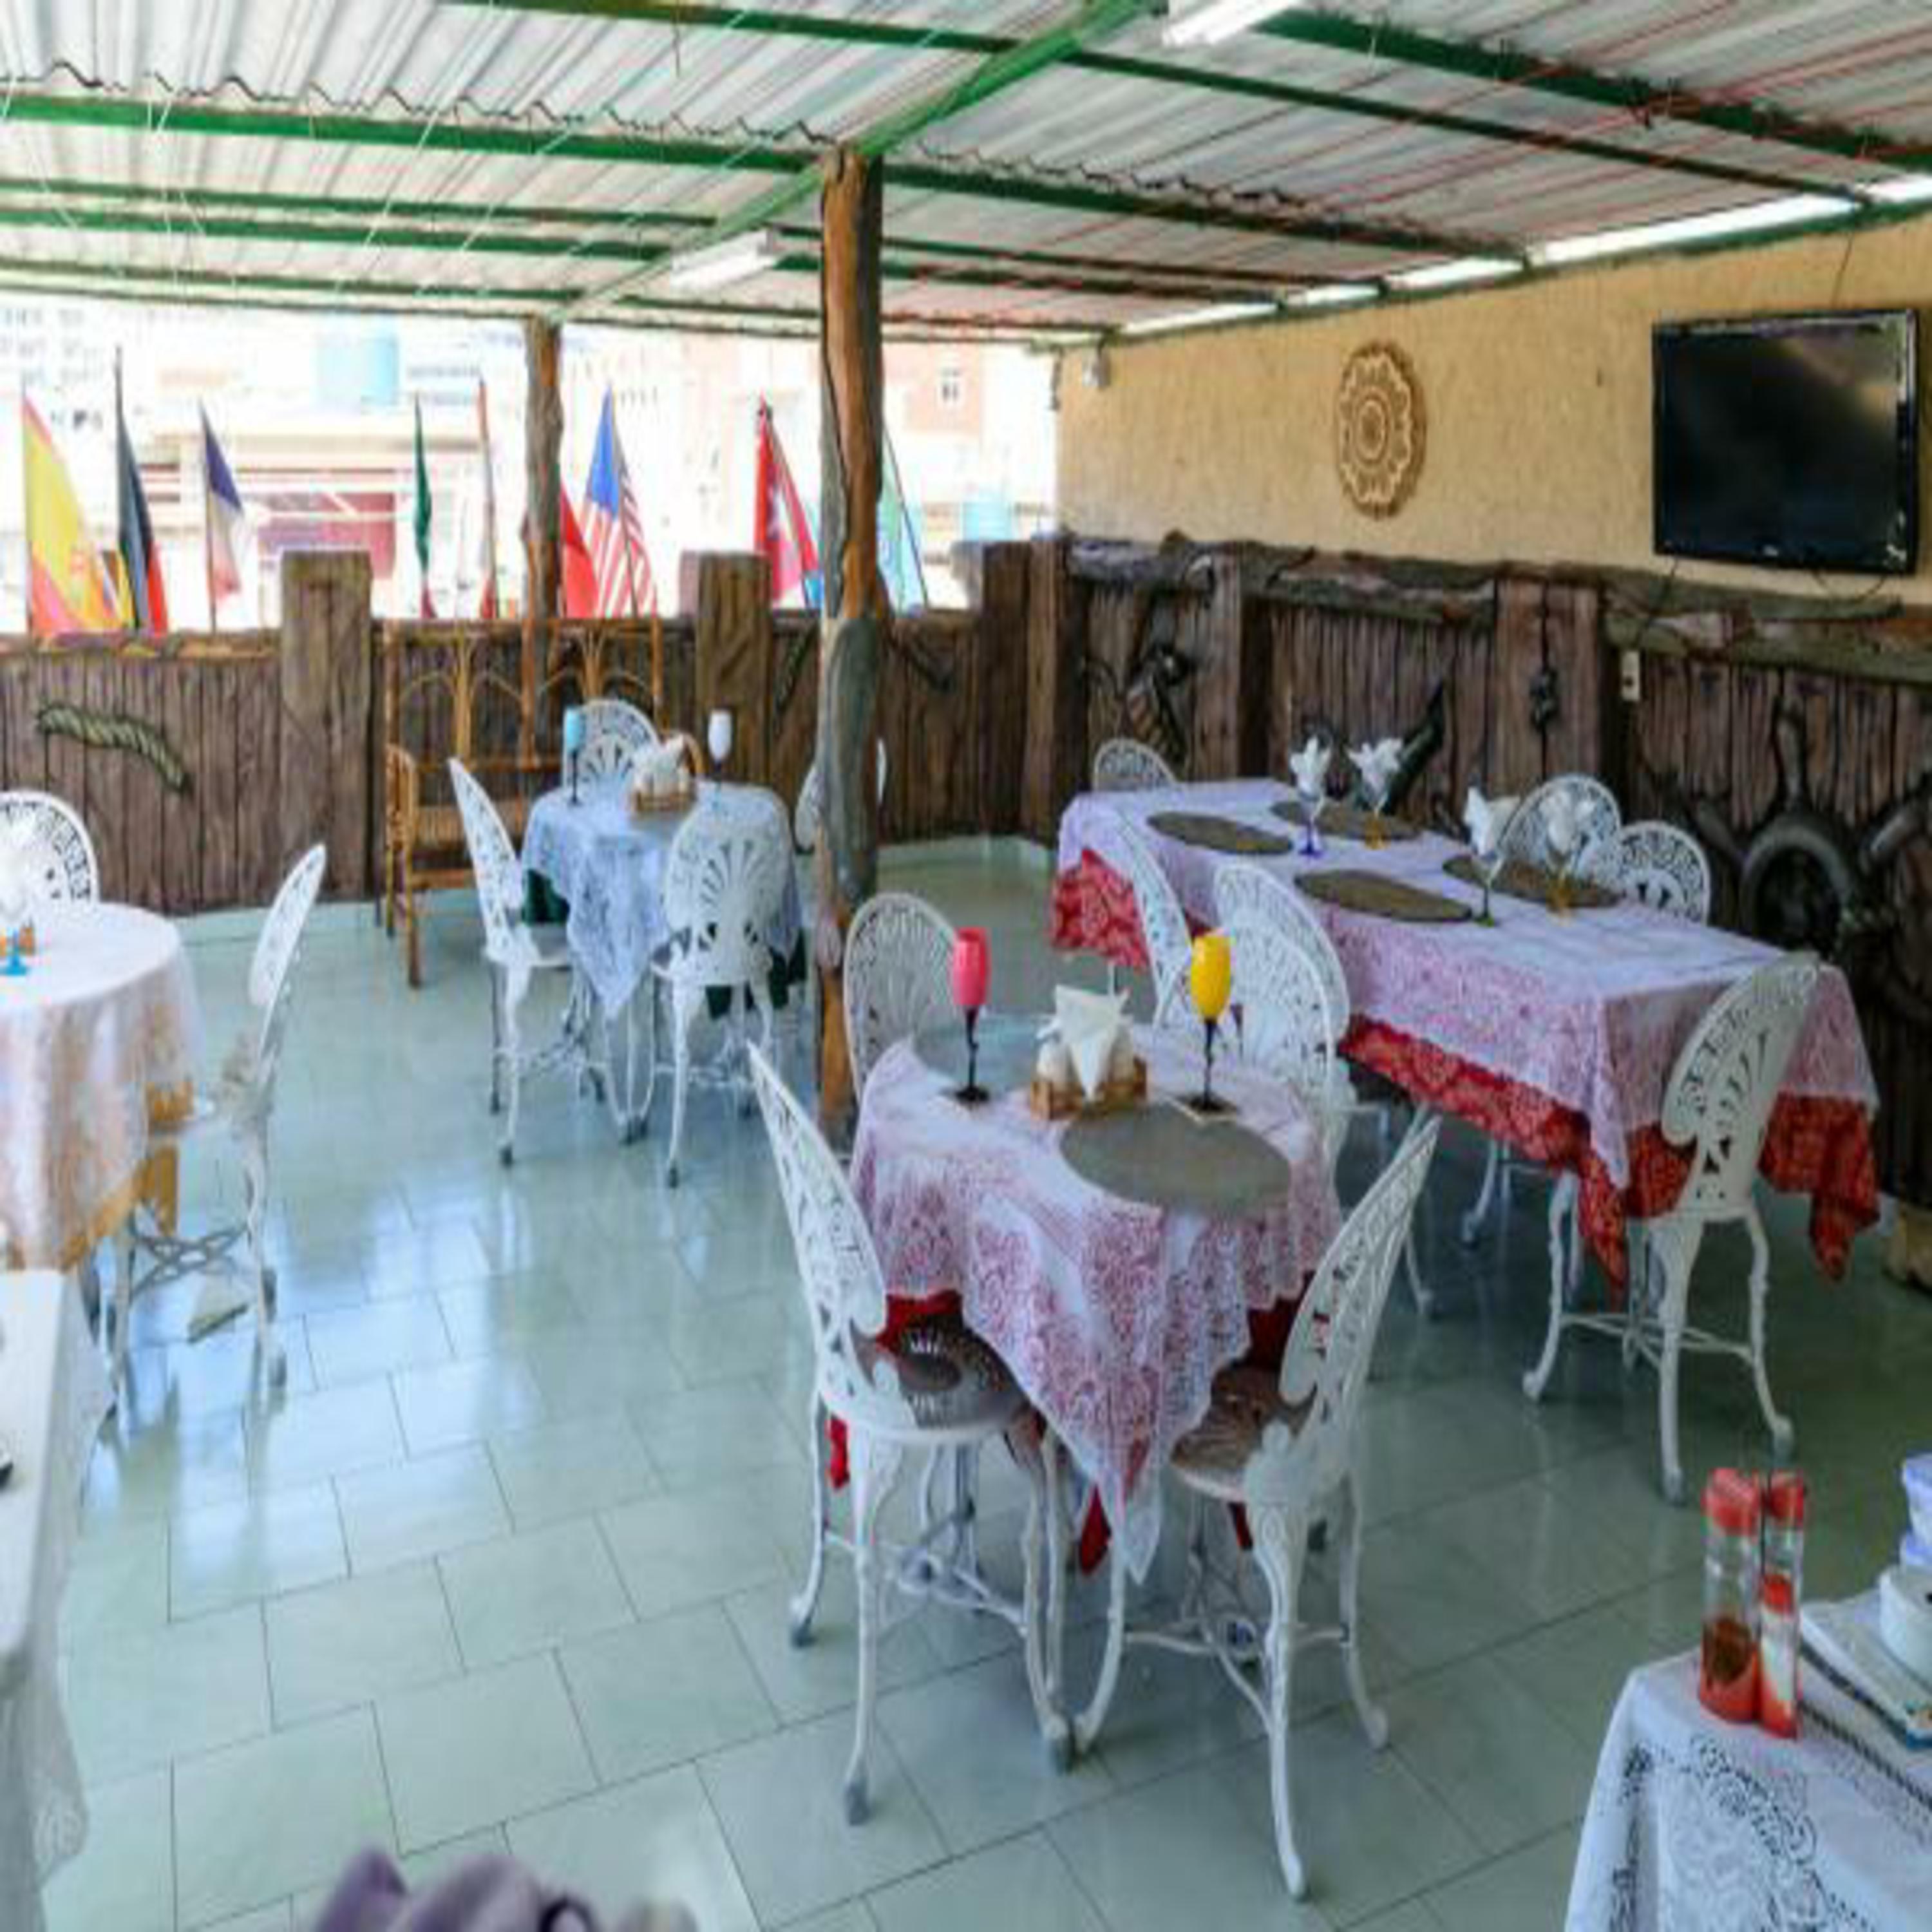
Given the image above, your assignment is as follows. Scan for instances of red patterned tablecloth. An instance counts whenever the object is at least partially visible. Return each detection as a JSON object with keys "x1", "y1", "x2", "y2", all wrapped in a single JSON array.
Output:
[{"x1": 1052, "y1": 783, "x2": 1879, "y2": 1289}]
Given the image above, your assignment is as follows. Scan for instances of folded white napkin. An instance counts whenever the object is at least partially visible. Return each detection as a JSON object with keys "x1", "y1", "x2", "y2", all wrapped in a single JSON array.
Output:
[
  {"x1": 1542, "y1": 788, "x2": 1582, "y2": 858},
  {"x1": 1463, "y1": 786, "x2": 1520, "y2": 859},
  {"x1": 629, "y1": 743, "x2": 687, "y2": 795},
  {"x1": 1039, "y1": 985, "x2": 1131, "y2": 1099},
  {"x1": 1288, "y1": 734, "x2": 1331, "y2": 797},
  {"x1": 1349, "y1": 737, "x2": 1403, "y2": 803}
]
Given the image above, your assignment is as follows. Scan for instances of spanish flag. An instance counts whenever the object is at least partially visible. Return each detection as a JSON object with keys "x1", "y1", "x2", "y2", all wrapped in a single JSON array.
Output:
[{"x1": 23, "y1": 397, "x2": 118, "y2": 637}]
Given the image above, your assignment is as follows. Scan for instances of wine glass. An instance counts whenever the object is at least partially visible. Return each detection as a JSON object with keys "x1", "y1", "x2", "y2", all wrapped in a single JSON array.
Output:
[
  {"x1": 950, "y1": 927, "x2": 990, "y2": 1104},
  {"x1": 1296, "y1": 778, "x2": 1327, "y2": 858},
  {"x1": 1188, "y1": 931, "x2": 1232, "y2": 1115},
  {"x1": 1473, "y1": 840, "x2": 1507, "y2": 926},
  {"x1": 706, "y1": 708, "x2": 734, "y2": 784}
]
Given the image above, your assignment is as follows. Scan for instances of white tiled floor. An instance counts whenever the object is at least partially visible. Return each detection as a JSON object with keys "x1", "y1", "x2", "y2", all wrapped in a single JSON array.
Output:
[{"x1": 43, "y1": 845, "x2": 1932, "y2": 1930}]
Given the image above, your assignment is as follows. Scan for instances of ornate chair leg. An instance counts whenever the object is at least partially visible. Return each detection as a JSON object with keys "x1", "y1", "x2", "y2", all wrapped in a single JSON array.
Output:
[
  {"x1": 242, "y1": 1135, "x2": 285, "y2": 1387},
  {"x1": 1010, "y1": 1421, "x2": 1072, "y2": 1766},
  {"x1": 790, "y1": 1395, "x2": 831, "y2": 1645},
  {"x1": 666, "y1": 984, "x2": 698, "y2": 1186},
  {"x1": 1459, "y1": 1139, "x2": 1503, "y2": 1246},
  {"x1": 1744, "y1": 1202, "x2": 1794, "y2": 1457},
  {"x1": 1403, "y1": 1231, "x2": 1432, "y2": 1319},
  {"x1": 1250, "y1": 1504, "x2": 1308, "y2": 1899},
  {"x1": 845, "y1": 1432, "x2": 904, "y2": 1825},
  {"x1": 1522, "y1": 1177, "x2": 1574, "y2": 1401},
  {"x1": 1073, "y1": 1547, "x2": 1128, "y2": 1755},
  {"x1": 488, "y1": 966, "x2": 505, "y2": 1115},
  {"x1": 1654, "y1": 1224, "x2": 1698, "y2": 1505},
  {"x1": 111, "y1": 1219, "x2": 138, "y2": 1389},
  {"x1": 1336, "y1": 1479, "x2": 1387, "y2": 1749},
  {"x1": 500, "y1": 976, "x2": 524, "y2": 1168}
]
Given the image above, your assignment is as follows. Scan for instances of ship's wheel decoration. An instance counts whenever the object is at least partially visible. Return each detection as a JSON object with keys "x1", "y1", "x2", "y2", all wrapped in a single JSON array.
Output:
[{"x1": 1336, "y1": 342, "x2": 1425, "y2": 518}]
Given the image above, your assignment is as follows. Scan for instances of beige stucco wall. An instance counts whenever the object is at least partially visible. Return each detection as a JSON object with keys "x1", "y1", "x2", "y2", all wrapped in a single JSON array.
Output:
[{"x1": 1056, "y1": 213, "x2": 1932, "y2": 596}]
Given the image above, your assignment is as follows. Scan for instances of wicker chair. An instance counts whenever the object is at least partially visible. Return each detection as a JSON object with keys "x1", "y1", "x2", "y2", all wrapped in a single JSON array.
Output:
[{"x1": 115, "y1": 846, "x2": 327, "y2": 1390}]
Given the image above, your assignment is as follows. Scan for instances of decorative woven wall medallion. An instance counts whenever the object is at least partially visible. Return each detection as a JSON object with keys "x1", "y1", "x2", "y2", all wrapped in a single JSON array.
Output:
[{"x1": 1336, "y1": 343, "x2": 1425, "y2": 518}]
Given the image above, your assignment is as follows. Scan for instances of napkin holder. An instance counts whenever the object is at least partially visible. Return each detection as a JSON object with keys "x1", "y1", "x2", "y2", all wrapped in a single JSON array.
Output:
[
  {"x1": 1028, "y1": 992, "x2": 1146, "y2": 1119},
  {"x1": 627, "y1": 739, "x2": 697, "y2": 815},
  {"x1": 1029, "y1": 1054, "x2": 1146, "y2": 1122}
]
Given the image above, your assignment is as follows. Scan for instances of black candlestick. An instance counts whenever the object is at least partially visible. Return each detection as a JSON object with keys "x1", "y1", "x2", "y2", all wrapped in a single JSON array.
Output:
[
  {"x1": 956, "y1": 1007, "x2": 989, "y2": 1105},
  {"x1": 1192, "y1": 1015, "x2": 1232, "y2": 1115},
  {"x1": 568, "y1": 748, "x2": 581, "y2": 807}
]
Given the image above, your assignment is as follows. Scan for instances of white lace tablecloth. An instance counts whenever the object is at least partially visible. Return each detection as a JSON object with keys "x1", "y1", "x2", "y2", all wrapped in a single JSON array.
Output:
[
  {"x1": 849, "y1": 1025, "x2": 1341, "y2": 1580},
  {"x1": 1, "y1": 1271, "x2": 112, "y2": 1932},
  {"x1": 1057, "y1": 781, "x2": 1875, "y2": 1194},
  {"x1": 1568, "y1": 1643, "x2": 1932, "y2": 1930},
  {"x1": 0, "y1": 904, "x2": 200, "y2": 1272},
  {"x1": 523, "y1": 782, "x2": 802, "y2": 1014}
]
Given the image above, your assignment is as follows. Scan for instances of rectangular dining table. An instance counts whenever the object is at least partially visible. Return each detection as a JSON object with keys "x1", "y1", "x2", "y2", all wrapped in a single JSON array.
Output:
[{"x1": 1052, "y1": 778, "x2": 1879, "y2": 1287}]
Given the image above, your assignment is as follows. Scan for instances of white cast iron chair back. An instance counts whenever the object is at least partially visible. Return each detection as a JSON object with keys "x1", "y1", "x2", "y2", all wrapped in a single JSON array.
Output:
[
  {"x1": 0, "y1": 789, "x2": 99, "y2": 902},
  {"x1": 1215, "y1": 865, "x2": 1349, "y2": 1063},
  {"x1": 1523, "y1": 955, "x2": 1820, "y2": 1501},
  {"x1": 115, "y1": 844, "x2": 328, "y2": 1393},
  {"x1": 1501, "y1": 773, "x2": 1622, "y2": 873},
  {"x1": 1109, "y1": 819, "x2": 1193, "y2": 1012},
  {"x1": 1219, "y1": 913, "x2": 1335, "y2": 1139},
  {"x1": 746, "y1": 1044, "x2": 1064, "y2": 1815},
  {"x1": 1589, "y1": 820, "x2": 1712, "y2": 923},
  {"x1": 449, "y1": 758, "x2": 604, "y2": 1163},
  {"x1": 650, "y1": 785, "x2": 791, "y2": 1184},
  {"x1": 1092, "y1": 736, "x2": 1177, "y2": 793},
  {"x1": 576, "y1": 698, "x2": 659, "y2": 781},
  {"x1": 842, "y1": 891, "x2": 958, "y2": 1101}
]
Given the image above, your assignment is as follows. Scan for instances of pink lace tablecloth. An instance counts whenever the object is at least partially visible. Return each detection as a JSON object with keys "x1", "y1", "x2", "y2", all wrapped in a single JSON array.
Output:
[
  {"x1": 849, "y1": 1025, "x2": 1341, "y2": 1580},
  {"x1": 1054, "y1": 782, "x2": 1879, "y2": 1283},
  {"x1": 0, "y1": 904, "x2": 202, "y2": 1272}
]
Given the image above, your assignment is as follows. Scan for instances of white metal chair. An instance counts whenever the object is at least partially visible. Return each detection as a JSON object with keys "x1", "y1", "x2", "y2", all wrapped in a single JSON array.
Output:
[
  {"x1": 842, "y1": 891, "x2": 958, "y2": 1102},
  {"x1": 1525, "y1": 956, "x2": 1819, "y2": 1502},
  {"x1": 645, "y1": 785, "x2": 791, "y2": 1186},
  {"x1": 1092, "y1": 737, "x2": 1177, "y2": 793},
  {"x1": 1109, "y1": 819, "x2": 1193, "y2": 1013},
  {"x1": 576, "y1": 697, "x2": 659, "y2": 781},
  {"x1": 1215, "y1": 864, "x2": 1432, "y2": 1314},
  {"x1": 449, "y1": 758, "x2": 608, "y2": 1165},
  {"x1": 1073, "y1": 1115, "x2": 1441, "y2": 1897},
  {"x1": 746, "y1": 1043, "x2": 1066, "y2": 1819},
  {"x1": 0, "y1": 789, "x2": 99, "y2": 902},
  {"x1": 1461, "y1": 773, "x2": 1625, "y2": 1249},
  {"x1": 1584, "y1": 819, "x2": 1712, "y2": 922},
  {"x1": 114, "y1": 845, "x2": 327, "y2": 1390}
]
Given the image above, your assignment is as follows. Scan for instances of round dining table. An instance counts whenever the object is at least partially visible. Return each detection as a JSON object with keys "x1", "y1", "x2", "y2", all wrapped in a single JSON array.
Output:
[
  {"x1": 849, "y1": 1019, "x2": 1341, "y2": 1580},
  {"x1": 0, "y1": 902, "x2": 200, "y2": 1272}
]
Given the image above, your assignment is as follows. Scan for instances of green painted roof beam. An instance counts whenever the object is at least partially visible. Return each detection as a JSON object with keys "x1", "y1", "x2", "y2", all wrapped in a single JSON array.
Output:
[
  {"x1": 472, "y1": 0, "x2": 1833, "y2": 200},
  {"x1": 1262, "y1": 10, "x2": 1931, "y2": 181}
]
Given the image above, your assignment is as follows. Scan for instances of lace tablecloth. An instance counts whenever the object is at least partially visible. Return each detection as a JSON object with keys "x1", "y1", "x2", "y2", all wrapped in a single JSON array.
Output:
[
  {"x1": 849, "y1": 1025, "x2": 1341, "y2": 1580},
  {"x1": 1053, "y1": 781, "x2": 1879, "y2": 1285},
  {"x1": 1567, "y1": 1645, "x2": 1932, "y2": 1930},
  {"x1": 0, "y1": 904, "x2": 200, "y2": 1272},
  {"x1": 523, "y1": 782, "x2": 802, "y2": 1014},
  {"x1": 1, "y1": 1271, "x2": 112, "y2": 1932}
]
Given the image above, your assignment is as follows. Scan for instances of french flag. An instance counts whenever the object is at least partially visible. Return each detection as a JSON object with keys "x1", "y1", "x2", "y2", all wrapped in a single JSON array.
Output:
[{"x1": 202, "y1": 407, "x2": 247, "y2": 610}]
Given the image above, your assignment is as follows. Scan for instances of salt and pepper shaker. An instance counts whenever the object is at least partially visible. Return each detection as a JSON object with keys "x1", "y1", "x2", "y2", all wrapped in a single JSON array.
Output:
[
  {"x1": 1759, "y1": 1472, "x2": 1807, "y2": 1738},
  {"x1": 1700, "y1": 1467, "x2": 1762, "y2": 1723}
]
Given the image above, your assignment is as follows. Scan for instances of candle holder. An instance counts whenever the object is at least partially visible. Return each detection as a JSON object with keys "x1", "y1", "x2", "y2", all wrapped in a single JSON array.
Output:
[
  {"x1": 950, "y1": 927, "x2": 991, "y2": 1105},
  {"x1": 1192, "y1": 1014, "x2": 1231, "y2": 1115},
  {"x1": 1473, "y1": 846, "x2": 1505, "y2": 927},
  {"x1": 1188, "y1": 931, "x2": 1234, "y2": 1116},
  {"x1": 957, "y1": 1005, "x2": 989, "y2": 1105},
  {"x1": 706, "y1": 708, "x2": 735, "y2": 788}
]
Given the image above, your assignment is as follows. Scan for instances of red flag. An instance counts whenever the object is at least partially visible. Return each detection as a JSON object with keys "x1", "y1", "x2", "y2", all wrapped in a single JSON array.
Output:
[
  {"x1": 752, "y1": 399, "x2": 819, "y2": 607},
  {"x1": 560, "y1": 491, "x2": 598, "y2": 619}
]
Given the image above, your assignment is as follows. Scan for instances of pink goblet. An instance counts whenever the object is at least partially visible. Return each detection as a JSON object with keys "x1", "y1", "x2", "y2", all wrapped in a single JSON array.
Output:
[{"x1": 951, "y1": 928, "x2": 990, "y2": 1104}]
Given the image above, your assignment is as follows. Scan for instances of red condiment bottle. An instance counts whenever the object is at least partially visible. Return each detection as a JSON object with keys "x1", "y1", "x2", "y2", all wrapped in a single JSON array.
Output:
[
  {"x1": 1759, "y1": 1470, "x2": 1806, "y2": 1738},
  {"x1": 1700, "y1": 1468, "x2": 1761, "y2": 1723}
]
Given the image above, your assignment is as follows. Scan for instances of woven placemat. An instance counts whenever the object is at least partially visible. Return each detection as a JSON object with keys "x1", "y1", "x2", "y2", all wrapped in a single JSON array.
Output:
[
  {"x1": 1271, "y1": 799, "x2": 1421, "y2": 843},
  {"x1": 1146, "y1": 811, "x2": 1298, "y2": 857},
  {"x1": 1061, "y1": 1106, "x2": 1294, "y2": 1217},
  {"x1": 913, "y1": 1013, "x2": 1039, "y2": 1097},
  {"x1": 1297, "y1": 869, "x2": 1472, "y2": 924},
  {"x1": 1443, "y1": 853, "x2": 1620, "y2": 911}
]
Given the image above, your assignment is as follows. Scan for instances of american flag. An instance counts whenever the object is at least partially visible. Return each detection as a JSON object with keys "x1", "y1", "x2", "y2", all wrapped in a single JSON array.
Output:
[{"x1": 582, "y1": 388, "x2": 654, "y2": 616}]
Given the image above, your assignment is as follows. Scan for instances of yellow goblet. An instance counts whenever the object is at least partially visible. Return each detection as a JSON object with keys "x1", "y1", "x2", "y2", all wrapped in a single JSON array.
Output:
[{"x1": 1189, "y1": 932, "x2": 1233, "y2": 1112}]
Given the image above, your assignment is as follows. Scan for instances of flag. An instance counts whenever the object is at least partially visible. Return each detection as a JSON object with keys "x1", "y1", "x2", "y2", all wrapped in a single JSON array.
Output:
[
  {"x1": 752, "y1": 399, "x2": 819, "y2": 608},
  {"x1": 115, "y1": 362, "x2": 168, "y2": 632},
  {"x1": 201, "y1": 406, "x2": 247, "y2": 614},
  {"x1": 560, "y1": 491, "x2": 599, "y2": 620},
  {"x1": 475, "y1": 379, "x2": 500, "y2": 620},
  {"x1": 878, "y1": 422, "x2": 928, "y2": 614},
  {"x1": 23, "y1": 397, "x2": 118, "y2": 636},
  {"x1": 413, "y1": 397, "x2": 434, "y2": 619},
  {"x1": 582, "y1": 388, "x2": 654, "y2": 616}
]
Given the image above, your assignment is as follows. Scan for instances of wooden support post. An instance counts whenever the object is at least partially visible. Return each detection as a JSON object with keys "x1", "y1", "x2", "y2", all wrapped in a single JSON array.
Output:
[
  {"x1": 690, "y1": 552, "x2": 773, "y2": 785},
  {"x1": 278, "y1": 550, "x2": 374, "y2": 896},
  {"x1": 814, "y1": 146, "x2": 886, "y2": 1139},
  {"x1": 972, "y1": 542, "x2": 1032, "y2": 835},
  {"x1": 522, "y1": 317, "x2": 563, "y2": 762}
]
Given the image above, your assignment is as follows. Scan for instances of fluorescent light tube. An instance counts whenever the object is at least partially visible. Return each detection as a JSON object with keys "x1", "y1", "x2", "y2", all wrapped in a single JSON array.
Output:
[
  {"x1": 1531, "y1": 195, "x2": 1852, "y2": 266},
  {"x1": 1162, "y1": 0, "x2": 1304, "y2": 50},
  {"x1": 667, "y1": 230, "x2": 781, "y2": 292},
  {"x1": 1122, "y1": 300, "x2": 1277, "y2": 337},
  {"x1": 1387, "y1": 257, "x2": 1524, "y2": 291},
  {"x1": 1289, "y1": 283, "x2": 1378, "y2": 308}
]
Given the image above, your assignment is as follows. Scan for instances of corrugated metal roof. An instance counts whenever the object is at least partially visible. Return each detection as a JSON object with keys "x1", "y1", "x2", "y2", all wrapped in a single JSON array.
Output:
[{"x1": 0, "y1": 0, "x2": 1929, "y2": 337}]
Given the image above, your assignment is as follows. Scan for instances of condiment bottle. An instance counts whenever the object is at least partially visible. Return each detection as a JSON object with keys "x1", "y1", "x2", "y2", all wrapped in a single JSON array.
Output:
[
  {"x1": 1700, "y1": 1466, "x2": 1761, "y2": 1723},
  {"x1": 1759, "y1": 1470, "x2": 1806, "y2": 1738}
]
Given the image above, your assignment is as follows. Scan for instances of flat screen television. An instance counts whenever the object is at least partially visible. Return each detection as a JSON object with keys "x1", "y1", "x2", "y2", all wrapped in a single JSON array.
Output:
[{"x1": 1653, "y1": 310, "x2": 1918, "y2": 574}]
